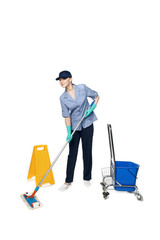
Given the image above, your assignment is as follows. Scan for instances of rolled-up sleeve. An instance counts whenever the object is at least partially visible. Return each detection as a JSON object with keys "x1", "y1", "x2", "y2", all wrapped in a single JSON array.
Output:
[
  {"x1": 84, "y1": 84, "x2": 98, "y2": 99},
  {"x1": 60, "y1": 97, "x2": 70, "y2": 118}
]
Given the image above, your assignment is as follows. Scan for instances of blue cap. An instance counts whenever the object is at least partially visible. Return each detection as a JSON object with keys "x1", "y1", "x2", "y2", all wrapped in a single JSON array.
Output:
[{"x1": 56, "y1": 71, "x2": 72, "y2": 80}]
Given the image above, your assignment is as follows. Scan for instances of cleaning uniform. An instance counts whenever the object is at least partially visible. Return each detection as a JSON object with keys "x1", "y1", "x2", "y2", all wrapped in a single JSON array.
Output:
[{"x1": 60, "y1": 84, "x2": 98, "y2": 183}]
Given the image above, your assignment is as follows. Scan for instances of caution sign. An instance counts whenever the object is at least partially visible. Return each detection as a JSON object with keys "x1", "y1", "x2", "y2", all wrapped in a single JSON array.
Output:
[{"x1": 27, "y1": 145, "x2": 55, "y2": 186}]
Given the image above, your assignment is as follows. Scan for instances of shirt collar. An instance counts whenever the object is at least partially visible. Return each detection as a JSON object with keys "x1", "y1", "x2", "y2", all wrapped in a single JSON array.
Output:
[{"x1": 64, "y1": 84, "x2": 80, "y2": 101}]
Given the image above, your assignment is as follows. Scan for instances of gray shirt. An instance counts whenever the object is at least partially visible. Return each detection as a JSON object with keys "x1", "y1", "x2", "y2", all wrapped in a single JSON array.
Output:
[{"x1": 60, "y1": 84, "x2": 98, "y2": 130}]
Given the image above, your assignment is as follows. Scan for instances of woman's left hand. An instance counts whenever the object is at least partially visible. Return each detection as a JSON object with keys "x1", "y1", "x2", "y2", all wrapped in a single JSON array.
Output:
[{"x1": 84, "y1": 103, "x2": 97, "y2": 118}]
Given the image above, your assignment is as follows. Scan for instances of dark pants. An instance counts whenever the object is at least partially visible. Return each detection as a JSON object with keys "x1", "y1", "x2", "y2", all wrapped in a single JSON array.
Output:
[{"x1": 65, "y1": 124, "x2": 94, "y2": 183}]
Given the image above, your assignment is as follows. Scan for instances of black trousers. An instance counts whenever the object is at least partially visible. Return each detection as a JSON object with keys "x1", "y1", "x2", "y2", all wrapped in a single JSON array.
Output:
[{"x1": 65, "y1": 124, "x2": 94, "y2": 183}]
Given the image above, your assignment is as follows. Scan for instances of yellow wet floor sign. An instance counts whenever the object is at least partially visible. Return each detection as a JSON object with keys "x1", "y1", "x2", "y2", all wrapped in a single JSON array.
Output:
[{"x1": 27, "y1": 145, "x2": 55, "y2": 186}]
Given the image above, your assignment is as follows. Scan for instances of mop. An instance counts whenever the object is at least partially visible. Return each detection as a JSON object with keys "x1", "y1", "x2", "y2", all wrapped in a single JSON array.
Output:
[{"x1": 21, "y1": 100, "x2": 95, "y2": 209}]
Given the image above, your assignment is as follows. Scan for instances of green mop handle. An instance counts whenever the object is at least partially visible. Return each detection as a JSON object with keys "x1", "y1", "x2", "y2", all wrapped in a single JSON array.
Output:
[{"x1": 30, "y1": 100, "x2": 95, "y2": 198}]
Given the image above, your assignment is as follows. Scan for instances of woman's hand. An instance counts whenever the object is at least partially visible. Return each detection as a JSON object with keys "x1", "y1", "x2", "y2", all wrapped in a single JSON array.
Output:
[
  {"x1": 84, "y1": 95, "x2": 99, "y2": 118},
  {"x1": 66, "y1": 126, "x2": 73, "y2": 142},
  {"x1": 65, "y1": 118, "x2": 73, "y2": 142},
  {"x1": 84, "y1": 103, "x2": 97, "y2": 118}
]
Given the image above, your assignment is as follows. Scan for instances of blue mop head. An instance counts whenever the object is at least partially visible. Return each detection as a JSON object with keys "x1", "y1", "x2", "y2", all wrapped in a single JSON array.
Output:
[{"x1": 21, "y1": 192, "x2": 41, "y2": 209}]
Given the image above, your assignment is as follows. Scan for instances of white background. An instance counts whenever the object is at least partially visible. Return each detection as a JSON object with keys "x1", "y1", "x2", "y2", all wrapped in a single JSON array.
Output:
[{"x1": 0, "y1": 0, "x2": 160, "y2": 239}]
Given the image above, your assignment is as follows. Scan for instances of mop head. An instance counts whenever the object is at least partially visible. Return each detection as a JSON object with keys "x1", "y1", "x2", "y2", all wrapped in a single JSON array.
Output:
[{"x1": 21, "y1": 192, "x2": 42, "y2": 210}]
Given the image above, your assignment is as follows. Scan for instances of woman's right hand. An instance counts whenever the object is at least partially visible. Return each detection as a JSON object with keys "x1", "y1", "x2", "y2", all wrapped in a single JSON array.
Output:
[{"x1": 66, "y1": 126, "x2": 73, "y2": 142}]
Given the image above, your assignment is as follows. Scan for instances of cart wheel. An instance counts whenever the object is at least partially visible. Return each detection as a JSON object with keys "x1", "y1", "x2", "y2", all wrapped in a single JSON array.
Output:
[
  {"x1": 103, "y1": 192, "x2": 109, "y2": 199},
  {"x1": 137, "y1": 194, "x2": 143, "y2": 201}
]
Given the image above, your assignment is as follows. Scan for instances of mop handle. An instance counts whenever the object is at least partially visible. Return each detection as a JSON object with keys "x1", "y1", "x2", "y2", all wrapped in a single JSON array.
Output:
[{"x1": 31, "y1": 100, "x2": 95, "y2": 197}]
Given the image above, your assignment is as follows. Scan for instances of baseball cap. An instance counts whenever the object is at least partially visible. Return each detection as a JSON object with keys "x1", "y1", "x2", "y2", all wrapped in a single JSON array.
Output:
[{"x1": 56, "y1": 71, "x2": 72, "y2": 80}]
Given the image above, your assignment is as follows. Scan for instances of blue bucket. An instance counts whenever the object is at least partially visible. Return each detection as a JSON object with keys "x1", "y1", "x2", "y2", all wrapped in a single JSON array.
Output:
[{"x1": 114, "y1": 161, "x2": 139, "y2": 191}]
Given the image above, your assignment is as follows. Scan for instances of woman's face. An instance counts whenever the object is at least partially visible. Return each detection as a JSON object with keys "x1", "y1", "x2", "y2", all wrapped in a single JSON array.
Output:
[{"x1": 59, "y1": 78, "x2": 72, "y2": 88}]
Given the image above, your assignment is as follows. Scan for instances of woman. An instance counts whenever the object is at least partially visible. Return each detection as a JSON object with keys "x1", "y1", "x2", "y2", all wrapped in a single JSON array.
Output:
[{"x1": 56, "y1": 70, "x2": 99, "y2": 191}]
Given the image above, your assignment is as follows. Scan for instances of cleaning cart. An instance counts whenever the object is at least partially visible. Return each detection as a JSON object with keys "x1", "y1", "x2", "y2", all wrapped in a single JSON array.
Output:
[{"x1": 100, "y1": 124, "x2": 143, "y2": 201}]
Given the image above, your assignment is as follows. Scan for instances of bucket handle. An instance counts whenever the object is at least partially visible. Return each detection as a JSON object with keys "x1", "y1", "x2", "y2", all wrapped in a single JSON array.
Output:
[{"x1": 127, "y1": 169, "x2": 138, "y2": 179}]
